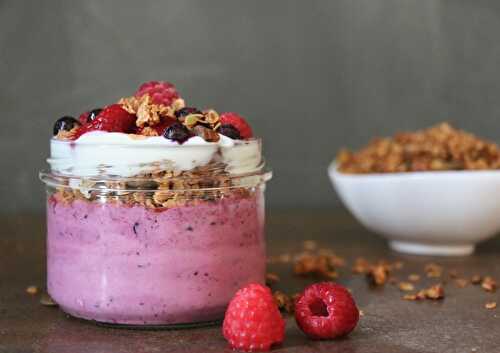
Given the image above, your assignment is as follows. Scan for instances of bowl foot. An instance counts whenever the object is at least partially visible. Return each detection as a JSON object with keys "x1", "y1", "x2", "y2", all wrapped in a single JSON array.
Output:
[{"x1": 389, "y1": 241, "x2": 475, "y2": 256}]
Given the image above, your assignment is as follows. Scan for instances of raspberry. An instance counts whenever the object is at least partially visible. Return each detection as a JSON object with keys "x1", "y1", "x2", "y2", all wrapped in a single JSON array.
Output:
[
  {"x1": 135, "y1": 81, "x2": 180, "y2": 106},
  {"x1": 78, "y1": 108, "x2": 102, "y2": 124},
  {"x1": 223, "y1": 283, "x2": 285, "y2": 352},
  {"x1": 78, "y1": 111, "x2": 90, "y2": 124},
  {"x1": 219, "y1": 112, "x2": 253, "y2": 139},
  {"x1": 294, "y1": 282, "x2": 359, "y2": 340},
  {"x1": 74, "y1": 104, "x2": 136, "y2": 139}
]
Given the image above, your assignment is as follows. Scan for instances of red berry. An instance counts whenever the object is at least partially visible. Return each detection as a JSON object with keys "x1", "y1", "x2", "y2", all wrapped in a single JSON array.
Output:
[
  {"x1": 78, "y1": 111, "x2": 90, "y2": 124},
  {"x1": 219, "y1": 112, "x2": 253, "y2": 139},
  {"x1": 223, "y1": 283, "x2": 285, "y2": 352},
  {"x1": 135, "y1": 81, "x2": 180, "y2": 106},
  {"x1": 74, "y1": 104, "x2": 136, "y2": 139},
  {"x1": 77, "y1": 108, "x2": 102, "y2": 124},
  {"x1": 294, "y1": 282, "x2": 359, "y2": 340}
]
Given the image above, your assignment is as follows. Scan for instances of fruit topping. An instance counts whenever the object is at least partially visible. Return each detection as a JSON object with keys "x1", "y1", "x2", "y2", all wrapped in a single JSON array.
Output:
[
  {"x1": 53, "y1": 81, "x2": 256, "y2": 142},
  {"x1": 74, "y1": 104, "x2": 136, "y2": 139},
  {"x1": 192, "y1": 125, "x2": 220, "y2": 142},
  {"x1": 218, "y1": 124, "x2": 242, "y2": 139},
  {"x1": 138, "y1": 117, "x2": 177, "y2": 136},
  {"x1": 163, "y1": 122, "x2": 192, "y2": 144},
  {"x1": 53, "y1": 116, "x2": 81, "y2": 136},
  {"x1": 87, "y1": 108, "x2": 102, "y2": 122},
  {"x1": 135, "y1": 81, "x2": 180, "y2": 106},
  {"x1": 175, "y1": 107, "x2": 202, "y2": 119},
  {"x1": 223, "y1": 283, "x2": 285, "y2": 352},
  {"x1": 294, "y1": 282, "x2": 359, "y2": 340},
  {"x1": 220, "y1": 112, "x2": 253, "y2": 139}
]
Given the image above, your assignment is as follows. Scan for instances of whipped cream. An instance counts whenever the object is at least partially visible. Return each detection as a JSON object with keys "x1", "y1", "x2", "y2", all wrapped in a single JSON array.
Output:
[{"x1": 48, "y1": 131, "x2": 262, "y2": 178}]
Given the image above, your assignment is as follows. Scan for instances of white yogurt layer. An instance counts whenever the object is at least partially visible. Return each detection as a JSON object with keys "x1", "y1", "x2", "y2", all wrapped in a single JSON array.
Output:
[{"x1": 48, "y1": 131, "x2": 262, "y2": 177}]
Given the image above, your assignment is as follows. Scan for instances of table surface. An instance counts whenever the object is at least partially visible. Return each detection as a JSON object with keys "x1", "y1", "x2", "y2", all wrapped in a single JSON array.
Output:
[{"x1": 1, "y1": 210, "x2": 499, "y2": 353}]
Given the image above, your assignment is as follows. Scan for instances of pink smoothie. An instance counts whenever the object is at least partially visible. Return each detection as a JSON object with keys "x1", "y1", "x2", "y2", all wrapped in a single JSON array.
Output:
[{"x1": 46, "y1": 193, "x2": 266, "y2": 325}]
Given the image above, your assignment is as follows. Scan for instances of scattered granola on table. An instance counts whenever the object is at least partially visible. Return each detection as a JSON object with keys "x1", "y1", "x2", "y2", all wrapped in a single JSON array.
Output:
[
  {"x1": 485, "y1": 302, "x2": 497, "y2": 310},
  {"x1": 367, "y1": 264, "x2": 389, "y2": 286},
  {"x1": 481, "y1": 276, "x2": 497, "y2": 292},
  {"x1": 403, "y1": 284, "x2": 445, "y2": 301},
  {"x1": 398, "y1": 282, "x2": 415, "y2": 292},
  {"x1": 26, "y1": 285, "x2": 38, "y2": 295},
  {"x1": 471, "y1": 275, "x2": 482, "y2": 285},
  {"x1": 454, "y1": 278, "x2": 469, "y2": 288},
  {"x1": 337, "y1": 123, "x2": 500, "y2": 173},
  {"x1": 265, "y1": 273, "x2": 280, "y2": 285},
  {"x1": 408, "y1": 274, "x2": 421, "y2": 282},
  {"x1": 294, "y1": 253, "x2": 339, "y2": 280},
  {"x1": 424, "y1": 263, "x2": 443, "y2": 278},
  {"x1": 273, "y1": 290, "x2": 295, "y2": 313}
]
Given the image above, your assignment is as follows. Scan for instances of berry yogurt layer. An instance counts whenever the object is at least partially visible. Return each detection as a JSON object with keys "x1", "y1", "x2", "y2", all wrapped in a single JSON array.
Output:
[{"x1": 42, "y1": 81, "x2": 271, "y2": 326}]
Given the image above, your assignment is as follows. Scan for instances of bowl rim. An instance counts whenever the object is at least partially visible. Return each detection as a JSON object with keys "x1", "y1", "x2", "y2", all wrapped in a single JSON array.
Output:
[{"x1": 328, "y1": 161, "x2": 500, "y2": 180}]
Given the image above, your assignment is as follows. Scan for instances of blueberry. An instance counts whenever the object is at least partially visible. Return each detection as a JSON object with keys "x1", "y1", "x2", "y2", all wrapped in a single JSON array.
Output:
[
  {"x1": 218, "y1": 124, "x2": 241, "y2": 139},
  {"x1": 163, "y1": 122, "x2": 192, "y2": 144},
  {"x1": 87, "y1": 108, "x2": 102, "y2": 122},
  {"x1": 175, "y1": 107, "x2": 202, "y2": 118},
  {"x1": 53, "y1": 116, "x2": 81, "y2": 135}
]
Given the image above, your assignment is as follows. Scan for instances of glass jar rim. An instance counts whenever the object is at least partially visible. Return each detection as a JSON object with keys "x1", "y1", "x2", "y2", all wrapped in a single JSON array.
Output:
[{"x1": 39, "y1": 169, "x2": 272, "y2": 192}]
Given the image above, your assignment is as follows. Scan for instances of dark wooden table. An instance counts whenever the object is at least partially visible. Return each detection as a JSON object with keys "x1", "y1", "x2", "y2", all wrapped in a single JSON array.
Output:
[{"x1": 1, "y1": 210, "x2": 499, "y2": 353}]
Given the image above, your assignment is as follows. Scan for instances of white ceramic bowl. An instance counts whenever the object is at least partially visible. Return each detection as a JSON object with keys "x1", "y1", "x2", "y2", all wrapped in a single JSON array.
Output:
[{"x1": 328, "y1": 162, "x2": 500, "y2": 256}]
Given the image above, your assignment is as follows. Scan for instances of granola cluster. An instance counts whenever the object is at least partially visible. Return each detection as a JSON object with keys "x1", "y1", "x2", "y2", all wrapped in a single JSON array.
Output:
[
  {"x1": 119, "y1": 94, "x2": 184, "y2": 128},
  {"x1": 52, "y1": 163, "x2": 251, "y2": 209},
  {"x1": 337, "y1": 123, "x2": 500, "y2": 173}
]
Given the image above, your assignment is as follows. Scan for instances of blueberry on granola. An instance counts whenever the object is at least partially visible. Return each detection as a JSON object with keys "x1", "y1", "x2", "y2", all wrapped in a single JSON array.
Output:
[
  {"x1": 218, "y1": 124, "x2": 241, "y2": 140},
  {"x1": 163, "y1": 122, "x2": 192, "y2": 144},
  {"x1": 175, "y1": 107, "x2": 202, "y2": 119},
  {"x1": 87, "y1": 108, "x2": 103, "y2": 122},
  {"x1": 53, "y1": 116, "x2": 81, "y2": 136}
]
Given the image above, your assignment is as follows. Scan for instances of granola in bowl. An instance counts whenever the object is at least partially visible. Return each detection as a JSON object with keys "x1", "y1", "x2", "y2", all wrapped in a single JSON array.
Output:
[
  {"x1": 329, "y1": 123, "x2": 500, "y2": 256},
  {"x1": 337, "y1": 123, "x2": 500, "y2": 174}
]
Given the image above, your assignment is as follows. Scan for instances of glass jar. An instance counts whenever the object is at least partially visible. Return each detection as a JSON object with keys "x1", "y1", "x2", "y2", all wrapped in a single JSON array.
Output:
[{"x1": 40, "y1": 138, "x2": 271, "y2": 327}]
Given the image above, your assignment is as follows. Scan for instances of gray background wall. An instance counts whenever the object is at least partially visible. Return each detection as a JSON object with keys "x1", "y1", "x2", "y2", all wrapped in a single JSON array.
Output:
[{"x1": 2, "y1": 0, "x2": 500, "y2": 213}]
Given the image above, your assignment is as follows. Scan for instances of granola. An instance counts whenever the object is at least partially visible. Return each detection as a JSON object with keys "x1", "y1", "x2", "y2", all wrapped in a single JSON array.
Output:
[
  {"x1": 337, "y1": 123, "x2": 500, "y2": 173},
  {"x1": 485, "y1": 302, "x2": 497, "y2": 310},
  {"x1": 398, "y1": 282, "x2": 415, "y2": 292},
  {"x1": 481, "y1": 276, "x2": 497, "y2": 292},
  {"x1": 403, "y1": 284, "x2": 445, "y2": 301},
  {"x1": 50, "y1": 162, "x2": 252, "y2": 210},
  {"x1": 424, "y1": 263, "x2": 443, "y2": 278},
  {"x1": 293, "y1": 253, "x2": 339, "y2": 280},
  {"x1": 26, "y1": 285, "x2": 38, "y2": 295},
  {"x1": 273, "y1": 290, "x2": 295, "y2": 313}
]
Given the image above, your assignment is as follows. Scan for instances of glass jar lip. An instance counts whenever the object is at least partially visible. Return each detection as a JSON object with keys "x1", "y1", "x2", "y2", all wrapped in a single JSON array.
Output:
[{"x1": 39, "y1": 169, "x2": 272, "y2": 192}]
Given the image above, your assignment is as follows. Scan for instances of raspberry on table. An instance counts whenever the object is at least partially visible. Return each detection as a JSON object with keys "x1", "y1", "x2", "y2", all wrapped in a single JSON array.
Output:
[
  {"x1": 223, "y1": 283, "x2": 285, "y2": 352},
  {"x1": 220, "y1": 112, "x2": 253, "y2": 139},
  {"x1": 294, "y1": 282, "x2": 359, "y2": 340},
  {"x1": 135, "y1": 81, "x2": 180, "y2": 107}
]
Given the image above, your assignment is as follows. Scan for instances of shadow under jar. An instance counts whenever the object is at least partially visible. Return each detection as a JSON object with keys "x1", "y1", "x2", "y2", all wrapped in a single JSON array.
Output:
[{"x1": 40, "y1": 138, "x2": 271, "y2": 327}]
